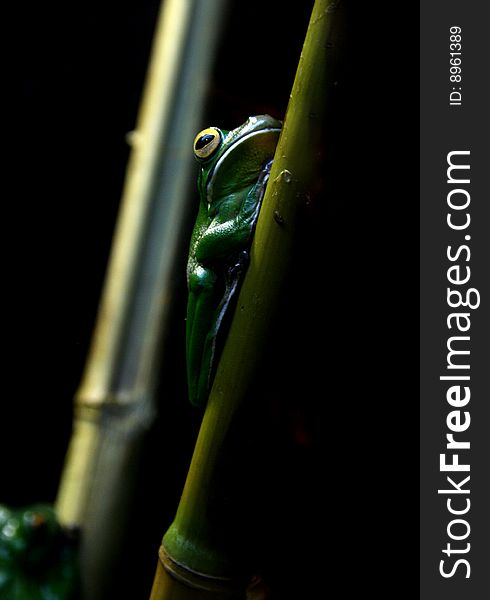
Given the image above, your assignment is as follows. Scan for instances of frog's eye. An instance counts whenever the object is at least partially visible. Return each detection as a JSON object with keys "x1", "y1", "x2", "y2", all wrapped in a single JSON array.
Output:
[{"x1": 194, "y1": 127, "x2": 221, "y2": 159}]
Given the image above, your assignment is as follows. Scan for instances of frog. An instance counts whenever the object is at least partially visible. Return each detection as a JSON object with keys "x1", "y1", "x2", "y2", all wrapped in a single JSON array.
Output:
[
  {"x1": 0, "y1": 504, "x2": 79, "y2": 599},
  {"x1": 186, "y1": 114, "x2": 281, "y2": 408}
]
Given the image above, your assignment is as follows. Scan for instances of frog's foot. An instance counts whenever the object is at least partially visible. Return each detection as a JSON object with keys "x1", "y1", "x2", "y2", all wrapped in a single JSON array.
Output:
[
  {"x1": 226, "y1": 249, "x2": 249, "y2": 283},
  {"x1": 200, "y1": 250, "x2": 249, "y2": 397},
  {"x1": 245, "y1": 159, "x2": 273, "y2": 230}
]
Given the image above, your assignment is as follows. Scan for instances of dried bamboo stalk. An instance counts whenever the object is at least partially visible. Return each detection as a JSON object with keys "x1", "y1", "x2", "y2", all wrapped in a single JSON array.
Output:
[{"x1": 55, "y1": 1, "x2": 227, "y2": 597}]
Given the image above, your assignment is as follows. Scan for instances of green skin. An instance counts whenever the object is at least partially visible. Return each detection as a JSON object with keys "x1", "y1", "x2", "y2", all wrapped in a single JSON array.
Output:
[
  {"x1": 187, "y1": 115, "x2": 281, "y2": 407},
  {"x1": 0, "y1": 504, "x2": 78, "y2": 600}
]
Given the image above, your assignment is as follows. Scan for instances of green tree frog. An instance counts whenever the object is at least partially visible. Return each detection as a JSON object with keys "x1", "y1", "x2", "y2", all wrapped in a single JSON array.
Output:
[
  {"x1": 186, "y1": 115, "x2": 281, "y2": 407},
  {"x1": 0, "y1": 504, "x2": 79, "y2": 599}
]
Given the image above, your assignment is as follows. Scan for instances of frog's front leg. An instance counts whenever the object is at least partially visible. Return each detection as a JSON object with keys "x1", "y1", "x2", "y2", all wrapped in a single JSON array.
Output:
[{"x1": 186, "y1": 265, "x2": 220, "y2": 407}]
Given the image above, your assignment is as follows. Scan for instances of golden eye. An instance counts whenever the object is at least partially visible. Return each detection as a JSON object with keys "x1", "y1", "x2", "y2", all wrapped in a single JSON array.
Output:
[{"x1": 193, "y1": 127, "x2": 221, "y2": 159}]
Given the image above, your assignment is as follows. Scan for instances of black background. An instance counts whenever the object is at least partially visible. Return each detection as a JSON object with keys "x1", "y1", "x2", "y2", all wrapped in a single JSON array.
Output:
[{"x1": 2, "y1": 1, "x2": 418, "y2": 597}]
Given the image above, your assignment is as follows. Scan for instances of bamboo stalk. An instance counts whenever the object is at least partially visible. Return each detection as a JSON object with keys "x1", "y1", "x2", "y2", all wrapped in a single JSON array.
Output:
[
  {"x1": 151, "y1": 1, "x2": 346, "y2": 597},
  {"x1": 55, "y1": 0, "x2": 227, "y2": 597}
]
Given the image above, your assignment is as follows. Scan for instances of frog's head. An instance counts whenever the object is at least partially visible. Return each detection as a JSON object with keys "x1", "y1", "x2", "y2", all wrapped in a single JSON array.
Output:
[{"x1": 193, "y1": 115, "x2": 281, "y2": 204}]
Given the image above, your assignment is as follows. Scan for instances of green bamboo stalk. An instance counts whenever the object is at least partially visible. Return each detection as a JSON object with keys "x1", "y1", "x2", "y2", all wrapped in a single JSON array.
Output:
[
  {"x1": 151, "y1": 1, "x2": 346, "y2": 597},
  {"x1": 54, "y1": 0, "x2": 227, "y2": 597}
]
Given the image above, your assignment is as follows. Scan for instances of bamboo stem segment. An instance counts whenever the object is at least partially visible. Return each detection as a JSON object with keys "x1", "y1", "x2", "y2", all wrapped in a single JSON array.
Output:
[
  {"x1": 155, "y1": 0, "x2": 346, "y2": 596},
  {"x1": 55, "y1": 0, "x2": 194, "y2": 534},
  {"x1": 55, "y1": 0, "x2": 227, "y2": 597},
  {"x1": 54, "y1": 407, "x2": 101, "y2": 527}
]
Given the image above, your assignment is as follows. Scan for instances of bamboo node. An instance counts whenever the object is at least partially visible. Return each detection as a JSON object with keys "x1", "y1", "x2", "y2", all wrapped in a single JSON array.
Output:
[{"x1": 158, "y1": 545, "x2": 248, "y2": 597}]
